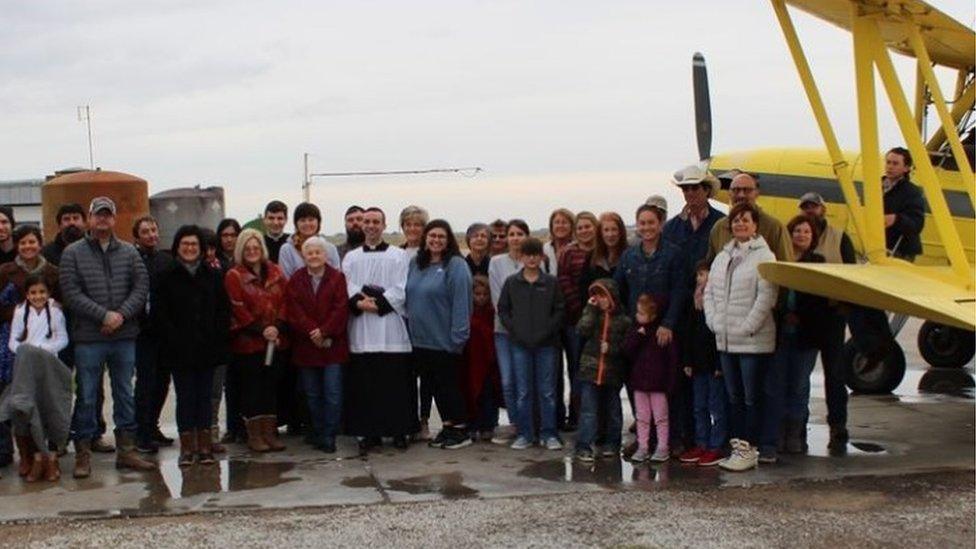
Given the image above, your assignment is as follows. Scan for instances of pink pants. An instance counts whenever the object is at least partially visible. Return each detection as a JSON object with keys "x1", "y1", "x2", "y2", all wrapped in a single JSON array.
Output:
[{"x1": 634, "y1": 391, "x2": 669, "y2": 454}]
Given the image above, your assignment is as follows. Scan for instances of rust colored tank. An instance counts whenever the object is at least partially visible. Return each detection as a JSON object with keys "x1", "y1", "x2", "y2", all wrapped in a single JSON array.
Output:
[{"x1": 42, "y1": 169, "x2": 150, "y2": 244}]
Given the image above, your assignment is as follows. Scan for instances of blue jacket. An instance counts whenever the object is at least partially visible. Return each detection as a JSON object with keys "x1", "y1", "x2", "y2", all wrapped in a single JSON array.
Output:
[
  {"x1": 613, "y1": 240, "x2": 688, "y2": 330},
  {"x1": 662, "y1": 205, "x2": 725, "y2": 278},
  {"x1": 406, "y1": 255, "x2": 473, "y2": 354}
]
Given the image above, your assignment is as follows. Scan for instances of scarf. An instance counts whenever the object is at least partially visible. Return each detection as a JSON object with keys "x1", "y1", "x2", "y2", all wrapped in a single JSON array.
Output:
[
  {"x1": 15, "y1": 255, "x2": 47, "y2": 276},
  {"x1": 181, "y1": 259, "x2": 201, "y2": 276}
]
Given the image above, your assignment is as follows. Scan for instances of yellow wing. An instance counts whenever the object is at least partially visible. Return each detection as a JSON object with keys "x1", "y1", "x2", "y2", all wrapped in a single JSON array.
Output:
[
  {"x1": 785, "y1": 0, "x2": 976, "y2": 70},
  {"x1": 757, "y1": 261, "x2": 976, "y2": 330}
]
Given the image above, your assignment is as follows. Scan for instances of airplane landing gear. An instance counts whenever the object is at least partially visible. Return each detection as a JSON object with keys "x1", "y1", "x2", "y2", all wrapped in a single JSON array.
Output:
[
  {"x1": 917, "y1": 321, "x2": 975, "y2": 369},
  {"x1": 843, "y1": 340, "x2": 907, "y2": 394}
]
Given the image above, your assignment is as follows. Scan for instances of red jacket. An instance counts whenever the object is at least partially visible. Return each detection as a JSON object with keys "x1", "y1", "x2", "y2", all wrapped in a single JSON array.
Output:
[
  {"x1": 557, "y1": 242, "x2": 591, "y2": 326},
  {"x1": 285, "y1": 266, "x2": 350, "y2": 367},
  {"x1": 225, "y1": 262, "x2": 289, "y2": 355},
  {"x1": 460, "y1": 302, "x2": 500, "y2": 422}
]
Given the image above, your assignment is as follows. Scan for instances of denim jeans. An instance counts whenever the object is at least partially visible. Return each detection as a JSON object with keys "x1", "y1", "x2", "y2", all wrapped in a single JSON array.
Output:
[
  {"x1": 71, "y1": 340, "x2": 138, "y2": 441},
  {"x1": 172, "y1": 366, "x2": 215, "y2": 432},
  {"x1": 511, "y1": 344, "x2": 558, "y2": 441},
  {"x1": 762, "y1": 336, "x2": 818, "y2": 452},
  {"x1": 494, "y1": 333, "x2": 518, "y2": 425},
  {"x1": 719, "y1": 352, "x2": 767, "y2": 446},
  {"x1": 819, "y1": 314, "x2": 849, "y2": 427},
  {"x1": 557, "y1": 326, "x2": 582, "y2": 425},
  {"x1": 692, "y1": 371, "x2": 728, "y2": 450},
  {"x1": 576, "y1": 380, "x2": 622, "y2": 451},
  {"x1": 299, "y1": 365, "x2": 343, "y2": 443}
]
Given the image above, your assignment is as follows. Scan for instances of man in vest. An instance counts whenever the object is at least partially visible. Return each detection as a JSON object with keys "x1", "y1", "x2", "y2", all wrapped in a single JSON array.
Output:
[{"x1": 798, "y1": 192, "x2": 856, "y2": 449}]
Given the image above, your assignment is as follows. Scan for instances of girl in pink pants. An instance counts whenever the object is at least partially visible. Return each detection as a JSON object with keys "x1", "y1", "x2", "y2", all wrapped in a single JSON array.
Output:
[{"x1": 623, "y1": 295, "x2": 678, "y2": 463}]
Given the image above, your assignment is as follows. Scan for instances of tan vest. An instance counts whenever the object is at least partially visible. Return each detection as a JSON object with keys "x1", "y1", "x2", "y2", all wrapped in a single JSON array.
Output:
[{"x1": 815, "y1": 223, "x2": 844, "y2": 264}]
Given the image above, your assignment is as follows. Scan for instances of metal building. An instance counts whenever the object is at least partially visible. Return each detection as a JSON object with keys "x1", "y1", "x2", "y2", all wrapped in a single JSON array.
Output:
[
  {"x1": 150, "y1": 186, "x2": 226, "y2": 247},
  {"x1": 0, "y1": 179, "x2": 44, "y2": 228}
]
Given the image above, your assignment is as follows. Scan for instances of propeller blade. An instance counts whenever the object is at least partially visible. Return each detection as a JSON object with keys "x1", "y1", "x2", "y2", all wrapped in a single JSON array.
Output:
[{"x1": 693, "y1": 52, "x2": 712, "y2": 161}]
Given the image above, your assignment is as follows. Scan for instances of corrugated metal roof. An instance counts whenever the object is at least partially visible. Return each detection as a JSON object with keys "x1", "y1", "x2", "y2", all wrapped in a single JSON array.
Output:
[{"x1": 0, "y1": 179, "x2": 43, "y2": 206}]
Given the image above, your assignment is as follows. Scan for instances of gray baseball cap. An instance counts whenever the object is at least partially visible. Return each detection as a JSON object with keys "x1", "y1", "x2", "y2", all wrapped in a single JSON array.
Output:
[
  {"x1": 89, "y1": 196, "x2": 116, "y2": 215},
  {"x1": 799, "y1": 192, "x2": 825, "y2": 207},
  {"x1": 645, "y1": 194, "x2": 668, "y2": 217}
]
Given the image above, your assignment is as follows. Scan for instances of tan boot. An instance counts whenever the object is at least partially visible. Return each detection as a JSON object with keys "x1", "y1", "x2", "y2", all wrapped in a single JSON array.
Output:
[
  {"x1": 25, "y1": 453, "x2": 45, "y2": 483},
  {"x1": 196, "y1": 430, "x2": 216, "y2": 465},
  {"x1": 14, "y1": 435, "x2": 35, "y2": 477},
  {"x1": 115, "y1": 432, "x2": 158, "y2": 471},
  {"x1": 245, "y1": 417, "x2": 270, "y2": 453},
  {"x1": 210, "y1": 426, "x2": 226, "y2": 454},
  {"x1": 44, "y1": 454, "x2": 61, "y2": 482},
  {"x1": 178, "y1": 432, "x2": 196, "y2": 468},
  {"x1": 73, "y1": 439, "x2": 92, "y2": 479},
  {"x1": 262, "y1": 416, "x2": 286, "y2": 452}
]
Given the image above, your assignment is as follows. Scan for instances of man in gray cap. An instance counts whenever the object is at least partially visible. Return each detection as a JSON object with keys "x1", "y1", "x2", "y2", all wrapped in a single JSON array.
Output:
[
  {"x1": 61, "y1": 197, "x2": 155, "y2": 478},
  {"x1": 798, "y1": 191, "x2": 856, "y2": 449}
]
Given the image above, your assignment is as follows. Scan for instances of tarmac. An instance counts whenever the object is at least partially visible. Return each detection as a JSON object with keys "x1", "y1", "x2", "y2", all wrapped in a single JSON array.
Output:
[{"x1": 0, "y1": 319, "x2": 973, "y2": 547}]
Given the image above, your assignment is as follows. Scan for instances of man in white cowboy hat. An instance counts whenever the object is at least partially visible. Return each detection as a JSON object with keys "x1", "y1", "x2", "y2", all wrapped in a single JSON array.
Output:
[{"x1": 662, "y1": 162, "x2": 726, "y2": 272}]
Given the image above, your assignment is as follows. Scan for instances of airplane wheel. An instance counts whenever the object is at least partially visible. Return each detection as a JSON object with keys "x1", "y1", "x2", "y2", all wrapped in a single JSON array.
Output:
[
  {"x1": 917, "y1": 321, "x2": 975, "y2": 369},
  {"x1": 844, "y1": 341, "x2": 906, "y2": 394}
]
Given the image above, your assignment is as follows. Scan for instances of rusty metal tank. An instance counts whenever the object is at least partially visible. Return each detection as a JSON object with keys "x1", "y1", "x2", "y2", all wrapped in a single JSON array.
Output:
[
  {"x1": 150, "y1": 186, "x2": 225, "y2": 248},
  {"x1": 41, "y1": 169, "x2": 150, "y2": 244}
]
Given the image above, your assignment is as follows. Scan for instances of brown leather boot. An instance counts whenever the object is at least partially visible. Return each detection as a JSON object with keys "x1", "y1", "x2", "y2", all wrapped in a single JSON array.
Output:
[
  {"x1": 262, "y1": 416, "x2": 286, "y2": 452},
  {"x1": 115, "y1": 432, "x2": 158, "y2": 471},
  {"x1": 44, "y1": 454, "x2": 61, "y2": 482},
  {"x1": 73, "y1": 439, "x2": 92, "y2": 479},
  {"x1": 14, "y1": 435, "x2": 35, "y2": 477},
  {"x1": 25, "y1": 453, "x2": 45, "y2": 482},
  {"x1": 210, "y1": 426, "x2": 226, "y2": 454},
  {"x1": 245, "y1": 417, "x2": 270, "y2": 453},
  {"x1": 178, "y1": 432, "x2": 196, "y2": 468},
  {"x1": 196, "y1": 430, "x2": 216, "y2": 465}
]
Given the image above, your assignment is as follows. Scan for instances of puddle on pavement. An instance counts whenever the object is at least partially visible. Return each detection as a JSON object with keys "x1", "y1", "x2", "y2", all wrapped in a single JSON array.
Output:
[
  {"x1": 917, "y1": 368, "x2": 975, "y2": 398},
  {"x1": 518, "y1": 456, "x2": 721, "y2": 490},
  {"x1": 155, "y1": 459, "x2": 299, "y2": 499},
  {"x1": 805, "y1": 424, "x2": 889, "y2": 458},
  {"x1": 343, "y1": 471, "x2": 479, "y2": 499}
]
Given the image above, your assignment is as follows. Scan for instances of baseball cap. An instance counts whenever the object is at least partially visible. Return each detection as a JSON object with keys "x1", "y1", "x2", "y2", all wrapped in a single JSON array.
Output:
[
  {"x1": 645, "y1": 194, "x2": 668, "y2": 217},
  {"x1": 89, "y1": 196, "x2": 117, "y2": 215},
  {"x1": 799, "y1": 192, "x2": 825, "y2": 207}
]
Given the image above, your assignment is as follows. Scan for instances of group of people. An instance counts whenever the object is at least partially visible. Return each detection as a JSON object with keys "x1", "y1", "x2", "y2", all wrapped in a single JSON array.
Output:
[{"x1": 0, "y1": 147, "x2": 925, "y2": 482}]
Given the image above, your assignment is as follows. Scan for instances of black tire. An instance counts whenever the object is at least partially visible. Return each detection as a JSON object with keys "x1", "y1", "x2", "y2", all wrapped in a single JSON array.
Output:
[
  {"x1": 844, "y1": 340, "x2": 907, "y2": 394},
  {"x1": 917, "y1": 321, "x2": 975, "y2": 369}
]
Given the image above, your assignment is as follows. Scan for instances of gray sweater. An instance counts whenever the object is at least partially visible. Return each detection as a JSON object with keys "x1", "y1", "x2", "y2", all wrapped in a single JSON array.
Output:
[{"x1": 59, "y1": 234, "x2": 149, "y2": 343}]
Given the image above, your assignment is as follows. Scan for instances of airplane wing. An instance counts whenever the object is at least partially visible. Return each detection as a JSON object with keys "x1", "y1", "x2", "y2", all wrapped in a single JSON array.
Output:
[
  {"x1": 785, "y1": 0, "x2": 975, "y2": 70},
  {"x1": 757, "y1": 261, "x2": 976, "y2": 330}
]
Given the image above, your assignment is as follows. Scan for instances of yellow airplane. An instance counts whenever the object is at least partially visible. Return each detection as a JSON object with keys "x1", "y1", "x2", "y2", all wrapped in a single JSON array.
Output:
[{"x1": 694, "y1": 0, "x2": 974, "y2": 393}]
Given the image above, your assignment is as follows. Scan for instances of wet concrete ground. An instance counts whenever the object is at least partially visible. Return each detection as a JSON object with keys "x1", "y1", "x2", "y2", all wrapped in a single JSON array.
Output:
[{"x1": 0, "y1": 320, "x2": 973, "y2": 540}]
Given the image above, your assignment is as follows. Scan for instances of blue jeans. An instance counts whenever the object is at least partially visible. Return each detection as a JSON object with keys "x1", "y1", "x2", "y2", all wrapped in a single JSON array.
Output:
[
  {"x1": 719, "y1": 352, "x2": 766, "y2": 446},
  {"x1": 494, "y1": 333, "x2": 518, "y2": 425},
  {"x1": 761, "y1": 336, "x2": 818, "y2": 453},
  {"x1": 299, "y1": 365, "x2": 343, "y2": 443},
  {"x1": 511, "y1": 344, "x2": 558, "y2": 441},
  {"x1": 692, "y1": 371, "x2": 728, "y2": 451},
  {"x1": 71, "y1": 340, "x2": 137, "y2": 441},
  {"x1": 558, "y1": 326, "x2": 582, "y2": 425},
  {"x1": 576, "y1": 381, "x2": 622, "y2": 451}
]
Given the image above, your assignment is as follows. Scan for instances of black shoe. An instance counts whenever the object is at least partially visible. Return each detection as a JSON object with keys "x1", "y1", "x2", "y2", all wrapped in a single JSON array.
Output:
[
  {"x1": 321, "y1": 437, "x2": 337, "y2": 454},
  {"x1": 0, "y1": 453, "x2": 12, "y2": 468},
  {"x1": 393, "y1": 435, "x2": 408, "y2": 449},
  {"x1": 428, "y1": 430, "x2": 449, "y2": 449},
  {"x1": 442, "y1": 429, "x2": 472, "y2": 450},
  {"x1": 136, "y1": 437, "x2": 159, "y2": 454},
  {"x1": 152, "y1": 428, "x2": 174, "y2": 447}
]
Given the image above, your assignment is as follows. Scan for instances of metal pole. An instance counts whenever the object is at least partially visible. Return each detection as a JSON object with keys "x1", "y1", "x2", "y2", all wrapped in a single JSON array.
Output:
[
  {"x1": 81, "y1": 105, "x2": 94, "y2": 170},
  {"x1": 303, "y1": 152, "x2": 310, "y2": 202}
]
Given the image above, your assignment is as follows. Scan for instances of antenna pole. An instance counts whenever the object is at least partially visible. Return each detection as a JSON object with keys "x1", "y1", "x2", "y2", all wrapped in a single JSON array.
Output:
[
  {"x1": 78, "y1": 105, "x2": 95, "y2": 170},
  {"x1": 303, "y1": 152, "x2": 310, "y2": 202}
]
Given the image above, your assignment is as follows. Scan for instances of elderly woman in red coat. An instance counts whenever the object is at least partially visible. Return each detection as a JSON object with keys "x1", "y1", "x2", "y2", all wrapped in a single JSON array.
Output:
[
  {"x1": 225, "y1": 228, "x2": 289, "y2": 453},
  {"x1": 285, "y1": 236, "x2": 349, "y2": 454}
]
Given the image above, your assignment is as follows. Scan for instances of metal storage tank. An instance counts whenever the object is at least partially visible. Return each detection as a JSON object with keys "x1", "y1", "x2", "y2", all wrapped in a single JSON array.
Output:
[
  {"x1": 150, "y1": 186, "x2": 225, "y2": 248},
  {"x1": 41, "y1": 169, "x2": 150, "y2": 244}
]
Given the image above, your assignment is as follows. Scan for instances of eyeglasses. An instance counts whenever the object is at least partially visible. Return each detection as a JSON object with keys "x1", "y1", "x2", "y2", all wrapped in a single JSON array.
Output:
[
  {"x1": 729, "y1": 187, "x2": 757, "y2": 195},
  {"x1": 492, "y1": 234, "x2": 506, "y2": 240}
]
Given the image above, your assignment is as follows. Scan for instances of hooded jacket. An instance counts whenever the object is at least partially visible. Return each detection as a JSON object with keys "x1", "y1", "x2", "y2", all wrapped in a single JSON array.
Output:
[
  {"x1": 623, "y1": 307, "x2": 679, "y2": 393},
  {"x1": 576, "y1": 279, "x2": 631, "y2": 387}
]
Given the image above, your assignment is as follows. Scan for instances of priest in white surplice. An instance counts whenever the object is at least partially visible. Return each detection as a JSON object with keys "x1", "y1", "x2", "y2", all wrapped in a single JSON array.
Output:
[{"x1": 341, "y1": 207, "x2": 418, "y2": 454}]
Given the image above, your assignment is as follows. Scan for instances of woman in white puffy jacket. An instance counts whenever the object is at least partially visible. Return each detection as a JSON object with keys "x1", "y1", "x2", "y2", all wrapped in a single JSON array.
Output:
[{"x1": 704, "y1": 202, "x2": 777, "y2": 472}]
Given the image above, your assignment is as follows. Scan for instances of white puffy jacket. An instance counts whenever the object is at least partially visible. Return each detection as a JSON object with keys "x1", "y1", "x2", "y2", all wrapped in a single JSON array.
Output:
[{"x1": 703, "y1": 236, "x2": 778, "y2": 354}]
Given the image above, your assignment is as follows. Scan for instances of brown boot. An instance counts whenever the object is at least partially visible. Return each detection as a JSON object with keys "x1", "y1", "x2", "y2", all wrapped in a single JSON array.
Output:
[
  {"x1": 196, "y1": 430, "x2": 216, "y2": 465},
  {"x1": 44, "y1": 454, "x2": 61, "y2": 482},
  {"x1": 262, "y1": 416, "x2": 286, "y2": 452},
  {"x1": 26, "y1": 453, "x2": 45, "y2": 483},
  {"x1": 14, "y1": 435, "x2": 36, "y2": 477},
  {"x1": 115, "y1": 432, "x2": 158, "y2": 471},
  {"x1": 245, "y1": 417, "x2": 270, "y2": 453},
  {"x1": 210, "y1": 426, "x2": 226, "y2": 454},
  {"x1": 178, "y1": 432, "x2": 196, "y2": 468},
  {"x1": 73, "y1": 439, "x2": 92, "y2": 479}
]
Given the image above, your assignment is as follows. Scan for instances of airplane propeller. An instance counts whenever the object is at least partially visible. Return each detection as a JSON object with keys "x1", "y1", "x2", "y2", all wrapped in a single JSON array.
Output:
[{"x1": 693, "y1": 52, "x2": 712, "y2": 161}]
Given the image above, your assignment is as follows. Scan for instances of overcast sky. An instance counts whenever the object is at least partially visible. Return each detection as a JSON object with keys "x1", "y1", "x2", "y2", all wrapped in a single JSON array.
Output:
[{"x1": 2, "y1": 1, "x2": 972, "y2": 234}]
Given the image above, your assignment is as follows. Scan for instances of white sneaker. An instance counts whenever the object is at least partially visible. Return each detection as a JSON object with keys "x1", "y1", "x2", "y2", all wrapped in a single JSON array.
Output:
[
  {"x1": 650, "y1": 448, "x2": 670, "y2": 462},
  {"x1": 630, "y1": 448, "x2": 650, "y2": 462},
  {"x1": 719, "y1": 439, "x2": 757, "y2": 472},
  {"x1": 510, "y1": 436, "x2": 533, "y2": 450},
  {"x1": 544, "y1": 437, "x2": 563, "y2": 451}
]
